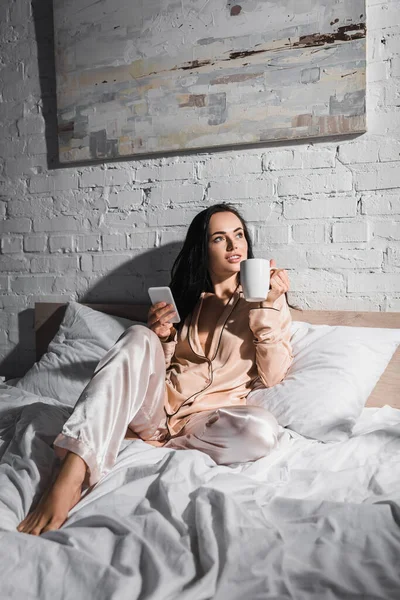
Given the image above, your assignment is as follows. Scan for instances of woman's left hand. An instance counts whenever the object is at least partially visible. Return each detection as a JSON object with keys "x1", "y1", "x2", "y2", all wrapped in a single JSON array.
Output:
[{"x1": 264, "y1": 258, "x2": 290, "y2": 307}]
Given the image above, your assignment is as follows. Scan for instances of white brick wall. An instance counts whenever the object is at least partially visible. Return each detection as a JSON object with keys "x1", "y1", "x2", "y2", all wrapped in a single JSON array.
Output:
[{"x1": 0, "y1": 0, "x2": 400, "y2": 377}]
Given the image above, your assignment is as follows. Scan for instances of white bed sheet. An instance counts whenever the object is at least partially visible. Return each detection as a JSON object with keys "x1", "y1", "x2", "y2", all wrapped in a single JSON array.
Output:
[{"x1": 0, "y1": 383, "x2": 399, "y2": 600}]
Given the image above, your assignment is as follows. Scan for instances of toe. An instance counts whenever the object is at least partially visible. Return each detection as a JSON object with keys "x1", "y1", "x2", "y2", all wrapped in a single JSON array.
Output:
[
  {"x1": 20, "y1": 511, "x2": 46, "y2": 535},
  {"x1": 16, "y1": 520, "x2": 26, "y2": 532},
  {"x1": 30, "y1": 517, "x2": 51, "y2": 536},
  {"x1": 17, "y1": 513, "x2": 36, "y2": 533}
]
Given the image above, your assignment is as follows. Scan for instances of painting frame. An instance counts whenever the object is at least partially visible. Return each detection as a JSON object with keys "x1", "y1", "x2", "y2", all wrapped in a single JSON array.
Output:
[{"x1": 53, "y1": 0, "x2": 367, "y2": 163}]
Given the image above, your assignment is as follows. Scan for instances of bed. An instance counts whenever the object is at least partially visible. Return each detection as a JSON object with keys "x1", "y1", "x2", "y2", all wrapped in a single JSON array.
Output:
[{"x1": 0, "y1": 301, "x2": 400, "y2": 599}]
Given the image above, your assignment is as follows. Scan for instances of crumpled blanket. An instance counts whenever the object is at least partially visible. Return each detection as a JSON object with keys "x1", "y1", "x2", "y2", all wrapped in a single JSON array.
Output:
[{"x1": 0, "y1": 383, "x2": 399, "y2": 600}]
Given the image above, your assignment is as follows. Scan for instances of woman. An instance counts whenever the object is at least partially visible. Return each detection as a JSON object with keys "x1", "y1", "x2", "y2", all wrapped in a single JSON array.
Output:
[{"x1": 17, "y1": 203, "x2": 292, "y2": 536}]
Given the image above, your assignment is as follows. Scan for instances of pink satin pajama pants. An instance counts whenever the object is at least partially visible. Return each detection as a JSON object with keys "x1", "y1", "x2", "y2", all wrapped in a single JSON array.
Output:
[{"x1": 53, "y1": 325, "x2": 279, "y2": 486}]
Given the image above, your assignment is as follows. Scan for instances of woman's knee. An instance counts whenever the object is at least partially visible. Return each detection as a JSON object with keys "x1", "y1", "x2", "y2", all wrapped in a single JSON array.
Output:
[
  {"x1": 218, "y1": 405, "x2": 278, "y2": 429},
  {"x1": 166, "y1": 406, "x2": 279, "y2": 465},
  {"x1": 119, "y1": 323, "x2": 161, "y2": 346},
  {"x1": 95, "y1": 323, "x2": 162, "y2": 373},
  {"x1": 217, "y1": 406, "x2": 279, "y2": 451},
  {"x1": 122, "y1": 322, "x2": 149, "y2": 338}
]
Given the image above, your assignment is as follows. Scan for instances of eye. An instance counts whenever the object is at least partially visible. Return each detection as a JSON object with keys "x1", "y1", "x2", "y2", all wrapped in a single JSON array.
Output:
[
  {"x1": 213, "y1": 236, "x2": 223, "y2": 243},
  {"x1": 236, "y1": 232, "x2": 243, "y2": 238}
]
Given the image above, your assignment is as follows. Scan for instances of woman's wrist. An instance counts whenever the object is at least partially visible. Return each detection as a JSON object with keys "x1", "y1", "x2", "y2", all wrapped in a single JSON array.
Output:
[
  {"x1": 159, "y1": 327, "x2": 176, "y2": 342},
  {"x1": 259, "y1": 300, "x2": 276, "y2": 309}
]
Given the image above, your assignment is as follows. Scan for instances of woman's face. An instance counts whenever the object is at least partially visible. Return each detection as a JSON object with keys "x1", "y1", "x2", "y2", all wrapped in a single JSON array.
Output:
[{"x1": 207, "y1": 211, "x2": 248, "y2": 281}]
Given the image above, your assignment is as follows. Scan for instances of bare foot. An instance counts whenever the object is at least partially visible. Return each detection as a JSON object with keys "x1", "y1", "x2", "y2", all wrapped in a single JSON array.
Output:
[{"x1": 17, "y1": 451, "x2": 87, "y2": 536}]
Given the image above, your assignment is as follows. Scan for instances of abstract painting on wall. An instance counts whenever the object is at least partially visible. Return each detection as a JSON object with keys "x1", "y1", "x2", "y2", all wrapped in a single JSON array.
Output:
[{"x1": 53, "y1": 0, "x2": 366, "y2": 163}]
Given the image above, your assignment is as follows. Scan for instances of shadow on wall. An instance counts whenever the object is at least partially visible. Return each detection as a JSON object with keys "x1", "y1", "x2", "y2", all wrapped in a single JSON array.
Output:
[
  {"x1": 80, "y1": 242, "x2": 182, "y2": 304},
  {"x1": 1, "y1": 310, "x2": 37, "y2": 381},
  {"x1": 1, "y1": 242, "x2": 183, "y2": 380},
  {"x1": 31, "y1": 0, "x2": 59, "y2": 170}
]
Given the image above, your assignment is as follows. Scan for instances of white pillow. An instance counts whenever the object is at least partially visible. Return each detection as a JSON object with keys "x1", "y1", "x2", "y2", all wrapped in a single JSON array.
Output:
[
  {"x1": 247, "y1": 321, "x2": 400, "y2": 442},
  {"x1": 15, "y1": 302, "x2": 142, "y2": 406}
]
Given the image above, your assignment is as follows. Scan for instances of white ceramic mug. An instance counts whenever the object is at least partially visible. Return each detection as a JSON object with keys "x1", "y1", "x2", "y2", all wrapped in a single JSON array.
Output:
[{"x1": 240, "y1": 258, "x2": 271, "y2": 302}]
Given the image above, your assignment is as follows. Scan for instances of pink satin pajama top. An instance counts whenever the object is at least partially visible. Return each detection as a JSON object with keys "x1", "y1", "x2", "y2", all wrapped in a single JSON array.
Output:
[{"x1": 161, "y1": 285, "x2": 293, "y2": 437}]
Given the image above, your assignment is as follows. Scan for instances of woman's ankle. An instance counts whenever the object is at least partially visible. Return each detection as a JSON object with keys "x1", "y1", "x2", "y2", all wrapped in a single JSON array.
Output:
[{"x1": 57, "y1": 451, "x2": 87, "y2": 487}]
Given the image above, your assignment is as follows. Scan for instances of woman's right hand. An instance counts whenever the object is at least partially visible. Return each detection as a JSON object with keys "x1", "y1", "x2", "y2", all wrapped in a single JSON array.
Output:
[{"x1": 147, "y1": 302, "x2": 177, "y2": 341}]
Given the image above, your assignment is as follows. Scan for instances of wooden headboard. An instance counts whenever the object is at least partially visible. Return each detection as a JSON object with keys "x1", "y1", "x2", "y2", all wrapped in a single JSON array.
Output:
[{"x1": 35, "y1": 303, "x2": 400, "y2": 410}]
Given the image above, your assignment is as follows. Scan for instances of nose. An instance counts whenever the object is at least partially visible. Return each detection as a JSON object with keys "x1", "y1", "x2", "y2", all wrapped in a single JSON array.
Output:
[{"x1": 226, "y1": 237, "x2": 237, "y2": 250}]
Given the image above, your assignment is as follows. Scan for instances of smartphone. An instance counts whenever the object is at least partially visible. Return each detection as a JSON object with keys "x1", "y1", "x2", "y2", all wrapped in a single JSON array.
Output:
[{"x1": 148, "y1": 286, "x2": 181, "y2": 323}]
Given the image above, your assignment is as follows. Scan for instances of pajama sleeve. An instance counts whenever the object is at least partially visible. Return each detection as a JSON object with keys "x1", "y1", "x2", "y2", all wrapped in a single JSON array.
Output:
[
  {"x1": 248, "y1": 294, "x2": 293, "y2": 388},
  {"x1": 160, "y1": 329, "x2": 178, "y2": 369}
]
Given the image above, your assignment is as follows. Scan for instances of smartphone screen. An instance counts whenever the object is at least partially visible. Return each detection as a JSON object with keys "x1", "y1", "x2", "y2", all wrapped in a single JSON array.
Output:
[{"x1": 148, "y1": 286, "x2": 181, "y2": 323}]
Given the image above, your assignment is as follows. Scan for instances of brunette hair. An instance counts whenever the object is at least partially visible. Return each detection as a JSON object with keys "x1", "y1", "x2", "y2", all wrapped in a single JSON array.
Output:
[{"x1": 169, "y1": 203, "x2": 296, "y2": 328}]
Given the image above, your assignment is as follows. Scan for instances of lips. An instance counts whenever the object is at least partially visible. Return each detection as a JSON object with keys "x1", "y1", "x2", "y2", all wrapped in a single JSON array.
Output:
[{"x1": 226, "y1": 254, "x2": 242, "y2": 263}]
